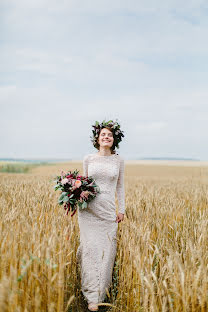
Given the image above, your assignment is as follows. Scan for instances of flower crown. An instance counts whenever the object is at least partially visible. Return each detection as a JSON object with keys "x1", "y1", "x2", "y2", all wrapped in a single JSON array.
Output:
[{"x1": 90, "y1": 119, "x2": 125, "y2": 149}]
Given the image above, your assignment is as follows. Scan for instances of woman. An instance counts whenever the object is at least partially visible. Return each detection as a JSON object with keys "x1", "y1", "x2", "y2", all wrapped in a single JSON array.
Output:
[{"x1": 76, "y1": 119, "x2": 125, "y2": 311}]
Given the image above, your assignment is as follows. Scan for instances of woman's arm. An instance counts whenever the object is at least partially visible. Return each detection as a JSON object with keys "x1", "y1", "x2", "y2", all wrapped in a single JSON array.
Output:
[{"x1": 116, "y1": 157, "x2": 125, "y2": 215}]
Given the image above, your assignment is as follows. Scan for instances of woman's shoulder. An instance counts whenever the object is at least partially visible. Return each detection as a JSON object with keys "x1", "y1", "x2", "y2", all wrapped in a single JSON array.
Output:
[
  {"x1": 117, "y1": 154, "x2": 125, "y2": 166},
  {"x1": 83, "y1": 153, "x2": 95, "y2": 162},
  {"x1": 115, "y1": 153, "x2": 124, "y2": 160}
]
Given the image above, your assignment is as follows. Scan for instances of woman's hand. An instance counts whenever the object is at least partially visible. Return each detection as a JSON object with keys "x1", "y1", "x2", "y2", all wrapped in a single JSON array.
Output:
[{"x1": 116, "y1": 213, "x2": 124, "y2": 223}]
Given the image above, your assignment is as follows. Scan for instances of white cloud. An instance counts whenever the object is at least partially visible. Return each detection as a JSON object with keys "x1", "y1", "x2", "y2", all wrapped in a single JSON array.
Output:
[
  {"x1": 134, "y1": 121, "x2": 167, "y2": 134},
  {"x1": 0, "y1": 85, "x2": 17, "y2": 102}
]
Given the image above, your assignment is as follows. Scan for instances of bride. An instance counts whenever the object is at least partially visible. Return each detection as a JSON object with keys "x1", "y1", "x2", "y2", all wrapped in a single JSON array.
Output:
[{"x1": 76, "y1": 119, "x2": 125, "y2": 311}]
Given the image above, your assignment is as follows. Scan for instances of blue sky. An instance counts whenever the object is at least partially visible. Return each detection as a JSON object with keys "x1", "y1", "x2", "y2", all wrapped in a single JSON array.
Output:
[{"x1": 0, "y1": 0, "x2": 208, "y2": 160}]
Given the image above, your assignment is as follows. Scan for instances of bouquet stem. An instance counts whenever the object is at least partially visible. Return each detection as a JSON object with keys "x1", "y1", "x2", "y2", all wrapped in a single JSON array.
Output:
[{"x1": 70, "y1": 209, "x2": 77, "y2": 217}]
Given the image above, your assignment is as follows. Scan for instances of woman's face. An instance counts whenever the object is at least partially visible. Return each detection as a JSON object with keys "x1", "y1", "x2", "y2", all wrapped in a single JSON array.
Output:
[{"x1": 98, "y1": 128, "x2": 114, "y2": 149}]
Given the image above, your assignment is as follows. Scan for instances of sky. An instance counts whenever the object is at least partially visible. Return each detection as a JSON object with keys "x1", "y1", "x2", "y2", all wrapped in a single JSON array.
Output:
[{"x1": 0, "y1": 0, "x2": 208, "y2": 160}]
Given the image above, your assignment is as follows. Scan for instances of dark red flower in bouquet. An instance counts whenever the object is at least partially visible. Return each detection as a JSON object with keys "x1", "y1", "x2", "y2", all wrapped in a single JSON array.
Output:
[{"x1": 66, "y1": 174, "x2": 73, "y2": 178}]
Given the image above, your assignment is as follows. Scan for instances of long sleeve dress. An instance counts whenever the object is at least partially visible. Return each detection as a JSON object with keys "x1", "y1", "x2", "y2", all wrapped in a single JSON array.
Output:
[{"x1": 76, "y1": 152, "x2": 125, "y2": 304}]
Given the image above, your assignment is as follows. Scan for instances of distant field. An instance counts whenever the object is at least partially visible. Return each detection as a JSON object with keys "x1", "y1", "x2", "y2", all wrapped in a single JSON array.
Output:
[
  {"x1": 0, "y1": 161, "x2": 54, "y2": 173},
  {"x1": 0, "y1": 162, "x2": 207, "y2": 311},
  {"x1": 125, "y1": 160, "x2": 208, "y2": 167}
]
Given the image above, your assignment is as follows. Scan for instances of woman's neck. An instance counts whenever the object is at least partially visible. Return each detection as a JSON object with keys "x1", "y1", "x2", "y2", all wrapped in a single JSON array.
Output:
[{"x1": 97, "y1": 147, "x2": 112, "y2": 156}]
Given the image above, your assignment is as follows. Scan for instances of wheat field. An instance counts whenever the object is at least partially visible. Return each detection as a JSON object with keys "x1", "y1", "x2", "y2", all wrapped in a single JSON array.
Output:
[{"x1": 0, "y1": 161, "x2": 207, "y2": 312}]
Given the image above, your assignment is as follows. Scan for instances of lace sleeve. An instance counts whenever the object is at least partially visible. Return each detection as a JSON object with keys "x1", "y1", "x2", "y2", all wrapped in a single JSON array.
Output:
[
  {"x1": 116, "y1": 157, "x2": 125, "y2": 214},
  {"x1": 83, "y1": 155, "x2": 88, "y2": 177}
]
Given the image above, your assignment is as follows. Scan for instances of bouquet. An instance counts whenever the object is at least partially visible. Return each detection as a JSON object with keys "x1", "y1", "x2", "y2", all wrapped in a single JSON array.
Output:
[{"x1": 54, "y1": 169, "x2": 100, "y2": 217}]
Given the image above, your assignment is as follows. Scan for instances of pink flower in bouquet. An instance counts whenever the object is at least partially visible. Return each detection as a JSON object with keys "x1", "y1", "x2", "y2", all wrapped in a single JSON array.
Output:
[
  {"x1": 75, "y1": 180, "x2": 82, "y2": 188},
  {"x1": 61, "y1": 170, "x2": 66, "y2": 178},
  {"x1": 80, "y1": 190, "x2": 90, "y2": 200},
  {"x1": 61, "y1": 178, "x2": 68, "y2": 185},
  {"x1": 71, "y1": 179, "x2": 82, "y2": 190},
  {"x1": 71, "y1": 179, "x2": 76, "y2": 186}
]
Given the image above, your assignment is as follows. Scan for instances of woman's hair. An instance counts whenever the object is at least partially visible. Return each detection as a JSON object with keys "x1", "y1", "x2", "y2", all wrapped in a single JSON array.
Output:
[{"x1": 94, "y1": 126, "x2": 116, "y2": 154}]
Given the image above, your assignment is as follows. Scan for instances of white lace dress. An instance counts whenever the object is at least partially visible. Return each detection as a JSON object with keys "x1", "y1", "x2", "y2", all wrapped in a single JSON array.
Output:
[{"x1": 76, "y1": 152, "x2": 125, "y2": 304}]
